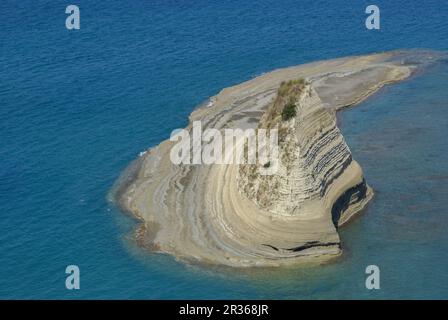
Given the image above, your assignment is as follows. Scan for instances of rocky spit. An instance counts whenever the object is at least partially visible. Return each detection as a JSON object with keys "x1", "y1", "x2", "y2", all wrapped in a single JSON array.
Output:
[{"x1": 114, "y1": 51, "x2": 425, "y2": 267}]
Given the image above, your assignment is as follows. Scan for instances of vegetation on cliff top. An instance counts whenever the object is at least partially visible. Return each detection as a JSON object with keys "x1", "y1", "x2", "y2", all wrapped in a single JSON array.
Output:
[
  {"x1": 261, "y1": 78, "x2": 306, "y2": 128},
  {"x1": 278, "y1": 78, "x2": 305, "y2": 97}
]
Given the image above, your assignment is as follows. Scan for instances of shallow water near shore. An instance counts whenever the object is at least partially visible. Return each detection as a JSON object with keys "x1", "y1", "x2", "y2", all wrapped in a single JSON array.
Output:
[{"x1": 1, "y1": 0, "x2": 448, "y2": 299}]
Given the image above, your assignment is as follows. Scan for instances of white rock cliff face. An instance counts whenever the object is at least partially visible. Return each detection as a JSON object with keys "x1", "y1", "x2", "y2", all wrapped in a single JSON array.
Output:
[{"x1": 238, "y1": 83, "x2": 371, "y2": 227}]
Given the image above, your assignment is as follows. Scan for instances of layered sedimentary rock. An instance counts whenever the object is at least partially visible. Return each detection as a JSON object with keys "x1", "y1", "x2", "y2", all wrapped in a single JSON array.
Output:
[
  {"x1": 113, "y1": 51, "x2": 425, "y2": 267},
  {"x1": 238, "y1": 81, "x2": 370, "y2": 227}
]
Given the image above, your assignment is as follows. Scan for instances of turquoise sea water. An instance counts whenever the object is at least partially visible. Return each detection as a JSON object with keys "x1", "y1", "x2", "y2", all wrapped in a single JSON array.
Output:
[{"x1": 0, "y1": 0, "x2": 447, "y2": 299}]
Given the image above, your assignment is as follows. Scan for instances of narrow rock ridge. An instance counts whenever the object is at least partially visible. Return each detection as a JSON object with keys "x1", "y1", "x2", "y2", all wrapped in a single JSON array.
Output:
[{"x1": 113, "y1": 51, "x2": 430, "y2": 267}]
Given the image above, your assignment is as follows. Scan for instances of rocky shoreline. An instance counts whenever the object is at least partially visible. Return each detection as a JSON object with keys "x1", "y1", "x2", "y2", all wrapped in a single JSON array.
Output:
[{"x1": 112, "y1": 51, "x2": 430, "y2": 267}]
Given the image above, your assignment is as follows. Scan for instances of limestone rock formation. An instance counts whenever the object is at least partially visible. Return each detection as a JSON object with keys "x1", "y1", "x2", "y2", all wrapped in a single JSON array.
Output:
[
  {"x1": 112, "y1": 51, "x2": 425, "y2": 267},
  {"x1": 238, "y1": 80, "x2": 371, "y2": 227}
]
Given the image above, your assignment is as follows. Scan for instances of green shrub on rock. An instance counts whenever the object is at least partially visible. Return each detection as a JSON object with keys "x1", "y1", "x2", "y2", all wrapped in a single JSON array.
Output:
[{"x1": 282, "y1": 102, "x2": 296, "y2": 121}]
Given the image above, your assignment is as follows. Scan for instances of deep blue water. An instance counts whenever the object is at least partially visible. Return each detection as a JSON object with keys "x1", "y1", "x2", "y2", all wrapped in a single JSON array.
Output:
[{"x1": 0, "y1": 0, "x2": 447, "y2": 299}]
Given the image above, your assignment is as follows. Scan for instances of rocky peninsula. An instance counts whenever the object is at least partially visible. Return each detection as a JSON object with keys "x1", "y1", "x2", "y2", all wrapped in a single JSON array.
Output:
[{"x1": 114, "y1": 51, "x2": 428, "y2": 267}]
